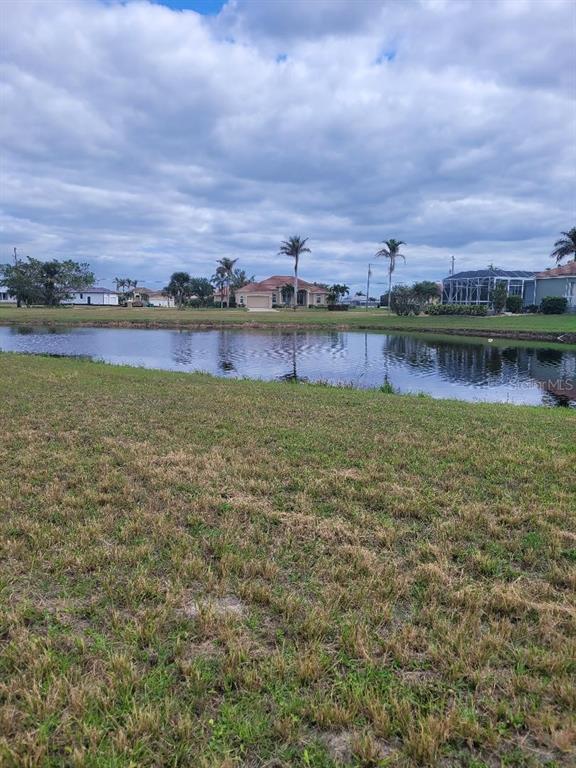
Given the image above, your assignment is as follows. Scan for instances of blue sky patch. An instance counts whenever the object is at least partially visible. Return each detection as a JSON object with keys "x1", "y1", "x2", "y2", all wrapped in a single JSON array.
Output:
[
  {"x1": 375, "y1": 48, "x2": 396, "y2": 65},
  {"x1": 152, "y1": 0, "x2": 226, "y2": 14}
]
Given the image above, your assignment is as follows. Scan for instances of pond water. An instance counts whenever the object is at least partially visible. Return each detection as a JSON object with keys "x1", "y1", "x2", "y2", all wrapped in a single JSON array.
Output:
[{"x1": 1, "y1": 325, "x2": 575, "y2": 406}]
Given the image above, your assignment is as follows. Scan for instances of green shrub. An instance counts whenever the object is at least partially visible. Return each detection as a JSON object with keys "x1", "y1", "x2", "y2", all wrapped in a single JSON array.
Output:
[
  {"x1": 540, "y1": 296, "x2": 568, "y2": 314},
  {"x1": 492, "y1": 281, "x2": 508, "y2": 314},
  {"x1": 505, "y1": 295, "x2": 523, "y2": 313},
  {"x1": 426, "y1": 304, "x2": 488, "y2": 316},
  {"x1": 390, "y1": 285, "x2": 421, "y2": 315}
]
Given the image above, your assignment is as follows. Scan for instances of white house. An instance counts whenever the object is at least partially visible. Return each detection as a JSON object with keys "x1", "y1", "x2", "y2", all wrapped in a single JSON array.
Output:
[
  {"x1": 1, "y1": 285, "x2": 119, "y2": 305},
  {"x1": 0, "y1": 285, "x2": 16, "y2": 303},
  {"x1": 133, "y1": 288, "x2": 175, "y2": 308},
  {"x1": 62, "y1": 287, "x2": 119, "y2": 305}
]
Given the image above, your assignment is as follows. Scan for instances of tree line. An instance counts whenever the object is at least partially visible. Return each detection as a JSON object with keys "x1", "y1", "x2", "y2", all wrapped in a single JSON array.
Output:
[
  {"x1": 2, "y1": 227, "x2": 573, "y2": 308},
  {"x1": 0, "y1": 256, "x2": 94, "y2": 307}
]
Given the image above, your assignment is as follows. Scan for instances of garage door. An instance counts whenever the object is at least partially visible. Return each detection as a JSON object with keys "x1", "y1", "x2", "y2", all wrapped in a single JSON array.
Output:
[{"x1": 246, "y1": 294, "x2": 270, "y2": 309}]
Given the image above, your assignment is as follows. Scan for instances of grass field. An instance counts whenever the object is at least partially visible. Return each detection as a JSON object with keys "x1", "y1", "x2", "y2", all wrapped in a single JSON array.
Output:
[
  {"x1": 1, "y1": 354, "x2": 575, "y2": 767},
  {"x1": 1, "y1": 305, "x2": 575, "y2": 342}
]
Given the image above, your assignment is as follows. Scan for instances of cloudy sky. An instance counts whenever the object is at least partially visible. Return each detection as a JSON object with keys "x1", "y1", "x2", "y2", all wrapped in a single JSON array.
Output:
[{"x1": 1, "y1": 0, "x2": 574, "y2": 293}]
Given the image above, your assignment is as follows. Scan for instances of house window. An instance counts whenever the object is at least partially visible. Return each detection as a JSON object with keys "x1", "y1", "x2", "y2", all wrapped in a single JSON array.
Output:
[
  {"x1": 79, "y1": 293, "x2": 83, "y2": 299},
  {"x1": 239, "y1": 295, "x2": 245, "y2": 305},
  {"x1": 272, "y1": 293, "x2": 277, "y2": 304},
  {"x1": 316, "y1": 295, "x2": 321, "y2": 304}
]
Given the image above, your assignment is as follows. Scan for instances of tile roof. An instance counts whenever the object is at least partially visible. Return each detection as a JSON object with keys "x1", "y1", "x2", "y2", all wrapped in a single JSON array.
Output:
[
  {"x1": 238, "y1": 275, "x2": 328, "y2": 293},
  {"x1": 535, "y1": 261, "x2": 576, "y2": 278}
]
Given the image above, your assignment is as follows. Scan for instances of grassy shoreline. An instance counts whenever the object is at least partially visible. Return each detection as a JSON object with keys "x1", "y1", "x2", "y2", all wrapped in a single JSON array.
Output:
[
  {"x1": 1, "y1": 353, "x2": 575, "y2": 766},
  {"x1": 1, "y1": 305, "x2": 575, "y2": 343}
]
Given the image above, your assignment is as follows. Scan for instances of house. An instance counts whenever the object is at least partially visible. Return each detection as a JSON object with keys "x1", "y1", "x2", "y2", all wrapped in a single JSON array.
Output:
[
  {"x1": 1, "y1": 285, "x2": 119, "y2": 305},
  {"x1": 534, "y1": 262, "x2": 576, "y2": 312},
  {"x1": 132, "y1": 288, "x2": 175, "y2": 307},
  {"x1": 237, "y1": 276, "x2": 329, "y2": 309},
  {"x1": 62, "y1": 287, "x2": 119, "y2": 305},
  {"x1": 0, "y1": 285, "x2": 16, "y2": 303},
  {"x1": 442, "y1": 268, "x2": 535, "y2": 307}
]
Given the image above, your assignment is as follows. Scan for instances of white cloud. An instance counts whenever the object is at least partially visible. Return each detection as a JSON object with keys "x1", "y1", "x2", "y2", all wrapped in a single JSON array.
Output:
[{"x1": 0, "y1": 0, "x2": 574, "y2": 293}]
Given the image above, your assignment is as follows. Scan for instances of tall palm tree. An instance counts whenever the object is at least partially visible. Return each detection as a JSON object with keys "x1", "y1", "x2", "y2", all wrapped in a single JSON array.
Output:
[
  {"x1": 279, "y1": 236, "x2": 311, "y2": 310},
  {"x1": 214, "y1": 257, "x2": 238, "y2": 308},
  {"x1": 375, "y1": 239, "x2": 406, "y2": 308},
  {"x1": 114, "y1": 277, "x2": 126, "y2": 302},
  {"x1": 551, "y1": 228, "x2": 576, "y2": 264},
  {"x1": 211, "y1": 269, "x2": 226, "y2": 308}
]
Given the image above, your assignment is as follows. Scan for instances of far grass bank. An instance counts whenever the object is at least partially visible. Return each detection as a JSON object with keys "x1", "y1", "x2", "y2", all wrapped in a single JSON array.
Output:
[
  {"x1": 1, "y1": 305, "x2": 575, "y2": 343},
  {"x1": 1, "y1": 353, "x2": 575, "y2": 767}
]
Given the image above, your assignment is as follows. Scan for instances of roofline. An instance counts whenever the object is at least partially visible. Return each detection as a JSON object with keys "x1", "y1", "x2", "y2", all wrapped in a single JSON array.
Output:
[
  {"x1": 535, "y1": 274, "x2": 569, "y2": 279},
  {"x1": 443, "y1": 273, "x2": 535, "y2": 281}
]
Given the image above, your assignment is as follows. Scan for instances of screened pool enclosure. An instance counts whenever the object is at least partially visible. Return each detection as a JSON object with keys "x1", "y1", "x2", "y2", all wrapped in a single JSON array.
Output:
[{"x1": 442, "y1": 268, "x2": 535, "y2": 307}]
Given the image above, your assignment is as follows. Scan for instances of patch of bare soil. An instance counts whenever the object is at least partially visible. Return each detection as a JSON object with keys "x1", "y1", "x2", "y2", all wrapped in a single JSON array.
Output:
[{"x1": 183, "y1": 595, "x2": 246, "y2": 619}]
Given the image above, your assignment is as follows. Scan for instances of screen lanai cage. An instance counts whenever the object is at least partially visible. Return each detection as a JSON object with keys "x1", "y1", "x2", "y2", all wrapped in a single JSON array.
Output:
[{"x1": 442, "y1": 268, "x2": 535, "y2": 307}]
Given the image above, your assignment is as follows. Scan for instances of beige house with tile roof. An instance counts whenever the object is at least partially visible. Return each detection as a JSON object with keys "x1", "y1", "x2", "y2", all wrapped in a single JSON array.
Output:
[{"x1": 237, "y1": 275, "x2": 328, "y2": 309}]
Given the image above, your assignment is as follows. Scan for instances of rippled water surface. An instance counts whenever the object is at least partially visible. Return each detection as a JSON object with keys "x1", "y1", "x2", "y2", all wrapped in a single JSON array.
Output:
[{"x1": 1, "y1": 325, "x2": 575, "y2": 406}]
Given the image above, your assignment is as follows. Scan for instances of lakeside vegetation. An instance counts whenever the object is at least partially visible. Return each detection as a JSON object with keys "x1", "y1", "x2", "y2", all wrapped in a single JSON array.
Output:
[
  {"x1": 1, "y1": 353, "x2": 575, "y2": 766},
  {"x1": 0, "y1": 305, "x2": 575, "y2": 342}
]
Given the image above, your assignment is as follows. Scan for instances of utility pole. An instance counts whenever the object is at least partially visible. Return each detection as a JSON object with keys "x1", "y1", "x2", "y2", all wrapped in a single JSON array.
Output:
[{"x1": 365, "y1": 263, "x2": 372, "y2": 311}]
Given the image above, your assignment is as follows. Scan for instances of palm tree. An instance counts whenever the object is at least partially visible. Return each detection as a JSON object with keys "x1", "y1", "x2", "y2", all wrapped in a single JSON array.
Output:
[
  {"x1": 279, "y1": 236, "x2": 311, "y2": 310},
  {"x1": 114, "y1": 277, "x2": 126, "y2": 304},
  {"x1": 326, "y1": 284, "x2": 349, "y2": 305},
  {"x1": 229, "y1": 268, "x2": 255, "y2": 305},
  {"x1": 375, "y1": 239, "x2": 406, "y2": 308},
  {"x1": 214, "y1": 257, "x2": 238, "y2": 308},
  {"x1": 122, "y1": 278, "x2": 138, "y2": 301},
  {"x1": 280, "y1": 283, "x2": 294, "y2": 307},
  {"x1": 551, "y1": 228, "x2": 576, "y2": 264},
  {"x1": 164, "y1": 271, "x2": 191, "y2": 309},
  {"x1": 211, "y1": 269, "x2": 225, "y2": 308}
]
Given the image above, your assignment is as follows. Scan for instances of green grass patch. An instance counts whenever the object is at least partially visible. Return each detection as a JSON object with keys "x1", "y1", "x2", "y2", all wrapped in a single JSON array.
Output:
[{"x1": 0, "y1": 353, "x2": 574, "y2": 766}]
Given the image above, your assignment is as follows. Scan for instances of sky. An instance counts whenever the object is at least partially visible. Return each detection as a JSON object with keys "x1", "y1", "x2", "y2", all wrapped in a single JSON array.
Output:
[{"x1": 1, "y1": 0, "x2": 575, "y2": 293}]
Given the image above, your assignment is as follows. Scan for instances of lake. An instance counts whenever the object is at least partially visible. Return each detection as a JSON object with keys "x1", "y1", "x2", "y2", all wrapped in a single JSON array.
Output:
[{"x1": 1, "y1": 325, "x2": 575, "y2": 407}]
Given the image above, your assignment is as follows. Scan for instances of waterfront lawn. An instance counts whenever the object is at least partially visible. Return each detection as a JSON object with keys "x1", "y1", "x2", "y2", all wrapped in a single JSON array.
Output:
[
  {"x1": 1, "y1": 304, "x2": 575, "y2": 339},
  {"x1": 1, "y1": 354, "x2": 575, "y2": 767}
]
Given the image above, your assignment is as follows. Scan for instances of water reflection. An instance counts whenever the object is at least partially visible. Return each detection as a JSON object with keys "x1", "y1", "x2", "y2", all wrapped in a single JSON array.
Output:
[{"x1": 1, "y1": 325, "x2": 574, "y2": 407}]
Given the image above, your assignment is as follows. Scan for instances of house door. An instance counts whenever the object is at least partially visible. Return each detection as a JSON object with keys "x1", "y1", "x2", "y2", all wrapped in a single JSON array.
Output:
[{"x1": 87, "y1": 296, "x2": 91, "y2": 305}]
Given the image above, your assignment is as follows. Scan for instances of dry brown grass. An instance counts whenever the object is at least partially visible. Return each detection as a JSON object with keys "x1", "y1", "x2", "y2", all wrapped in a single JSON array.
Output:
[{"x1": 0, "y1": 352, "x2": 574, "y2": 767}]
